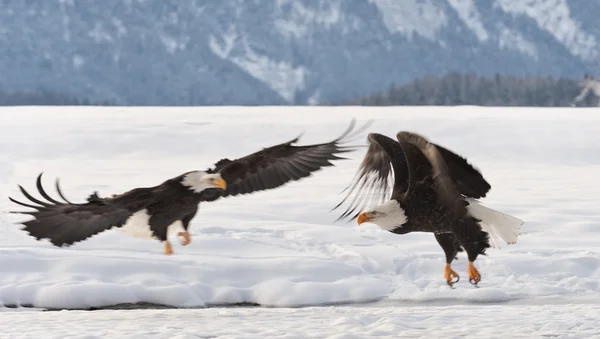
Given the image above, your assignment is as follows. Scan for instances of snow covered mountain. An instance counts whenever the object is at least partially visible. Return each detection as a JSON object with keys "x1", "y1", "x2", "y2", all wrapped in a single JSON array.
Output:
[{"x1": 2, "y1": 0, "x2": 599, "y2": 105}]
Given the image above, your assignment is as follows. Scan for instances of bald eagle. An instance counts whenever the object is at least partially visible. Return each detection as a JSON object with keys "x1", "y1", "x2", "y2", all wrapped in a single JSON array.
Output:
[
  {"x1": 333, "y1": 131, "x2": 524, "y2": 286},
  {"x1": 10, "y1": 120, "x2": 370, "y2": 255}
]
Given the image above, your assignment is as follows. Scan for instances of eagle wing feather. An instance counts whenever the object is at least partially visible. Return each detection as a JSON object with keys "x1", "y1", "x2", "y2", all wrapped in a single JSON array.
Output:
[
  {"x1": 433, "y1": 143, "x2": 491, "y2": 199},
  {"x1": 9, "y1": 173, "x2": 156, "y2": 247},
  {"x1": 332, "y1": 132, "x2": 411, "y2": 222},
  {"x1": 212, "y1": 119, "x2": 372, "y2": 198},
  {"x1": 395, "y1": 131, "x2": 468, "y2": 219}
]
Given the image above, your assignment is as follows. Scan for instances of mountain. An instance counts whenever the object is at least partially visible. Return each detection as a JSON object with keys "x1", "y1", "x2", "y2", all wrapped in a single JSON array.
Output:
[{"x1": 1, "y1": 0, "x2": 599, "y2": 105}]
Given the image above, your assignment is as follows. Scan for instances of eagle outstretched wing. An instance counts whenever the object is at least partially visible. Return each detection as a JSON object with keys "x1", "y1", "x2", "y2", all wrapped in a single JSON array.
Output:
[
  {"x1": 210, "y1": 119, "x2": 373, "y2": 198},
  {"x1": 8, "y1": 173, "x2": 154, "y2": 247},
  {"x1": 332, "y1": 133, "x2": 411, "y2": 222}
]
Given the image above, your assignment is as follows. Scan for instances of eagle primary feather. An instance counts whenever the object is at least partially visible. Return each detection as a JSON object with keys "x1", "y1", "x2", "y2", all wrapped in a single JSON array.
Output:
[{"x1": 212, "y1": 118, "x2": 371, "y2": 197}]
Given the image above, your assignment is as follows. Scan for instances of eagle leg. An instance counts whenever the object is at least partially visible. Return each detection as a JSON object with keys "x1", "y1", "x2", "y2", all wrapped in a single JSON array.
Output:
[
  {"x1": 164, "y1": 241, "x2": 174, "y2": 255},
  {"x1": 178, "y1": 231, "x2": 191, "y2": 246},
  {"x1": 447, "y1": 219, "x2": 488, "y2": 286},
  {"x1": 434, "y1": 233, "x2": 462, "y2": 287},
  {"x1": 468, "y1": 261, "x2": 481, "y2": 285},
  {"x1": 444, "y1": 263, "x2": 460, "y2": 287}
]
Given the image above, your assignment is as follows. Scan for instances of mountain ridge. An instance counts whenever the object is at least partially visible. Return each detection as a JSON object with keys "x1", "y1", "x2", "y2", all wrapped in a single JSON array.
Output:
[{"x1": 1, "y1": 0, "x2": 598, "y2": 105}]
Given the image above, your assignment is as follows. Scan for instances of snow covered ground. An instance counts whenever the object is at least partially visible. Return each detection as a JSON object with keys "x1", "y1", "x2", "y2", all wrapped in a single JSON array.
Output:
[
  {"x1": 0, "y1": 106, "x2": 599, "y2": 337},
  {"x1": 4, "y1": 304, "x2": 600, "y2": 338}
]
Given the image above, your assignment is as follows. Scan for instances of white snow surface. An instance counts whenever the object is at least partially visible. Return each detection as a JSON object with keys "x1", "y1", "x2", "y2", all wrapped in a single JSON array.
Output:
[
  {"x1": 1, "y1": 106, "x2": 600, "y2": 328},
  {"x1": 4, "y1": 304, "x2": 600, "y2": 338}
]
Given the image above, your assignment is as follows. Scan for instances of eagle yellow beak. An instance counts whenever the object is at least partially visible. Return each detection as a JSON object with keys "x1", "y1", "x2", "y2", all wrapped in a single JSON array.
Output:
[
  {"x1": 213, "y1": 178, "x2": 227, "y2": 190},
  {"x1": 357, "y1": 212, "x2": 370, "y2": 225}
]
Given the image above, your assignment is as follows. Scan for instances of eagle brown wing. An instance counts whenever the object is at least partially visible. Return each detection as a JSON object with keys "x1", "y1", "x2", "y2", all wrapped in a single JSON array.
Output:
[
  {"x1": 433, "y1": 143, "x2": 491, "y2": 199},
  {"x1": 395, "y1": 131, "x2": 469, "y2": 220},
  {"x1": 9, "y1": 173, "x2": 156, "y2": 247},
  {"x1": 332, "y1": 132, "x2": 412, "y2": 222},
  {"x1": 333, "y1": 130, "x2": 490, "y2": 223},
  {"x1": 211, "y1": 119, "x2": 372, "y2": 198}
]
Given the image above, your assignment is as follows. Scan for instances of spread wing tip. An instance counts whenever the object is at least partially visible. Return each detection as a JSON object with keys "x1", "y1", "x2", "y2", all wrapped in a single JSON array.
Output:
[
  {"x1": 215, "y1": 118, "x2": 375, "y2": 198},
  {"x1": 9, "y1": 172, "x2": 76, "y2": 214},
  {"x1": 329, "y1": 131, "x2": 399, "y2": 223},
  {"x1": 9, "y1": 173, "x2": 130, "y2": 247},
  {"x1": 333, "y1": 118, "x2": 375, "y2": 145}
]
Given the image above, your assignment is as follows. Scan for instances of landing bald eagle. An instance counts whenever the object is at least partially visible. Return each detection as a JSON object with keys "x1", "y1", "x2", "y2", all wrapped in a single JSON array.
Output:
[
  {"x1": 10, "y1": 119, "x2": 370, "y2": 255},
  {"x1": 333, "y1": 131, "x2": 524, "y2": 286}
]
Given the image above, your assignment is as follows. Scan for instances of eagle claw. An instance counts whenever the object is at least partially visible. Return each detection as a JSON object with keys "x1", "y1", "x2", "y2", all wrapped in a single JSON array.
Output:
[
  {"x1": 467, "y1": 262, "x2": 481, "y2": 285},
  {"x1": 447, "y1": 274, "x2": 460, "y2": 287},
  {"x1": 444, "y1": 264, "x2": 460, "y2": 287},
  {"x1": 178, "y1": 231, "x2": 191, "y2": 246}
]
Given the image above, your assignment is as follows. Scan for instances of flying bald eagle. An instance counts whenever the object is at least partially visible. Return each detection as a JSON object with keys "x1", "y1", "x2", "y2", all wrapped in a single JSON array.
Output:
[
  {"x1": 9, "y1": 119, "x2": 371, "y2": 255},
  {"x1": 333, "y1": 131, "x2": 524, "y2": 286}
]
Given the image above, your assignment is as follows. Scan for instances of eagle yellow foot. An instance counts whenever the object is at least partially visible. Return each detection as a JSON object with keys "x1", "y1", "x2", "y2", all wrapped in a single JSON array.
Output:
[
  {"x1": 468, "y1": 261, "x2": 481, "y2": 285},
  {"x1": 164, "y1": 241, "x2": 173, "y2": 255},
  {"x1": 444, "y1": 263, "x2": 460, "y2": 287},
  {"x1": 178, "y1": 231, "x2": 191, "y2": 246}
]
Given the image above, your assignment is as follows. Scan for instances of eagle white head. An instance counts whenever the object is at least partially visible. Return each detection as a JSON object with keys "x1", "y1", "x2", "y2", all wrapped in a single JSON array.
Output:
[
  {"x1": 356, "y1": 200, "x2": 408, "y2": 231},
  {"x1": 181, "y1": 171, "x2": 227, "y2": 193}
]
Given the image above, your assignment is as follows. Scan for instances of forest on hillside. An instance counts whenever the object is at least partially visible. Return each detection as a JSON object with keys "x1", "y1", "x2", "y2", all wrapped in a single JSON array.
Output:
[
  {"x1": 0, "y1": 89, "x2": 115, "y2": 106},
  {"x1": 339, "y1": 73, "x2": 597, "y2": 107},
  {"x1": 0, "y1": 73, "x2": 596, "y2": 107}
]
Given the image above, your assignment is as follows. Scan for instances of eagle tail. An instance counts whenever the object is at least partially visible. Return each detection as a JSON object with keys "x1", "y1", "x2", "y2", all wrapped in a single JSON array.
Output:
[{"x1": 465, "y1": 198, "x2": 524, "y2": 249}]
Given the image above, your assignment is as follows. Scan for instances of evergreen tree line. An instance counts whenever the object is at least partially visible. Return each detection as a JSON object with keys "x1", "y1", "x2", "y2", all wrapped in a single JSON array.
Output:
[
  {"x1": 0, "y1": 89, "x2": 116, "y2": 106},
  {"x1": 0, "y1": 73, "x2": 597, "y2": 106},
  {"x1": 338, "y1": 72, "x2": 597, "y2": 107}
]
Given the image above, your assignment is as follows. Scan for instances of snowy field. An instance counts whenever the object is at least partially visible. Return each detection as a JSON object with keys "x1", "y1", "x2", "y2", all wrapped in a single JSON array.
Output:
[{"x1": 1, "y1": 106, "x2": 599, "y2": 338}]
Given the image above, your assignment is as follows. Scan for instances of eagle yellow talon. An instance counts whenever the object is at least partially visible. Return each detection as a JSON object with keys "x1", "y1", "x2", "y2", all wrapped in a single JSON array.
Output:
[
  {"x1": 164, "y1": 241, "x2": 173, "y2": 255},
  {"x1": 178, "y1": 231, "x2": 191, "y2": 246},
  {"x1": 444, "y1": 263, "x2": 460, "y2": 286},
  {"x1": 468, "y1": 261, "x2": 481, "y2": 285}
]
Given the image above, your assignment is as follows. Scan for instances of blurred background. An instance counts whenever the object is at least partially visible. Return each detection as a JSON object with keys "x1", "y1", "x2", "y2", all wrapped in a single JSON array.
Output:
[{"x1": 1, "y1": 0, "x2": 600, "y2": 107}]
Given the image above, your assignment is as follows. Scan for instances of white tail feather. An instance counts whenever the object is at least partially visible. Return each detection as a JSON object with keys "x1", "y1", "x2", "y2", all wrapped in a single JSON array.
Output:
[{"x1": 465, "y1": 198, "x2": 524, "y2": 249}]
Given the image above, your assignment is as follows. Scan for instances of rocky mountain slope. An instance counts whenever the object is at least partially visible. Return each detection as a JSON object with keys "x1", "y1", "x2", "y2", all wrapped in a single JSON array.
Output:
[{"x1": 1, "y1": 0, "x2": 598, "y2": 105}]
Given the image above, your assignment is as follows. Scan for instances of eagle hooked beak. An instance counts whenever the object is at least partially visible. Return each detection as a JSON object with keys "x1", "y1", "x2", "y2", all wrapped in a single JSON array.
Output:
[
  {"x1": 357, "y1": 212, "x2": 371, "y2": 225},
  {"x1": 213, "y1": 178, "x2": 227, "y2": 190}
]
